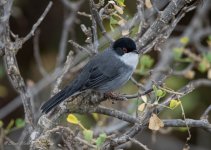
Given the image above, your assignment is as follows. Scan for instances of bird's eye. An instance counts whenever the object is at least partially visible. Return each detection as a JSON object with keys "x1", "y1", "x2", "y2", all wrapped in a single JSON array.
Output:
[{"x1": 122, "y1": 48, "x2": 128, "y2": 53}]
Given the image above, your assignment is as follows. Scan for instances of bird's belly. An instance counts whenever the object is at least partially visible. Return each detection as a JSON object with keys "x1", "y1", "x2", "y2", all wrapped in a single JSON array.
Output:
[{"x1": 95, "y1": 70, "x2": 132, "y2": 93}]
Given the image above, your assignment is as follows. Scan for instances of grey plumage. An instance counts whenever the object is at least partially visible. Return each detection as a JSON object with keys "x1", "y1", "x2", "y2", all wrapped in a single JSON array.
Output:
[{"x1": 41, "y1": 37, "x2": 138, "y2": 113}]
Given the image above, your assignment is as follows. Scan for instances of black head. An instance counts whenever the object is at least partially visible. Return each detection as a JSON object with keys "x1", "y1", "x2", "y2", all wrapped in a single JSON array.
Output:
[{"x1": 112, "y1": 37, "x2": 137, "y2": 56}]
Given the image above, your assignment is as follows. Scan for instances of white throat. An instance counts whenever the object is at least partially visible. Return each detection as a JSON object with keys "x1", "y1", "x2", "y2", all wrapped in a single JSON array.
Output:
[{"x1": 119, "y1": 52, "x2": 139, "y2": 69}]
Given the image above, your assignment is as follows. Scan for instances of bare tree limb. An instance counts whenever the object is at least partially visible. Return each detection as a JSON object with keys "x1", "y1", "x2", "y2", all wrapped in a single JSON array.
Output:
[{"x1": 129, "y1": 137, "x2": 151, "y2": 150}]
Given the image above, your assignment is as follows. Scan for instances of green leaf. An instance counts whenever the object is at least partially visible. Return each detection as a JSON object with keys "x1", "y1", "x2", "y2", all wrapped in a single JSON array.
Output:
[
  {"x1": 153, "y1": 86, "x2": 166, "y2": 99},
  {"x1": 67, "y1": 114, "x2": 79, "y2": 125},
  {"x1": 180, "y1": 36, "x2": 189, "y2": 45},
  {"x1": 15, "y1": 118, "x2": 25, "y2": 128},
  {"x1": 156, "y1": 90, "x2": 166, "y2": 98},
  {"x1": 140, "y1": 55, "x2": 154, "y2": 68},
  {"x1": 173, "y1": 47, "x2": 183, "y2": 60},
  {"x1": 177, "y1": 127, "x2": 188, "y2": 132},
  {"x1": 110, "y1": 16, "x2": 118, "y2": 31},
  {"x1": 203, "y1": 52, "x2": 211, "y2": 63},
  {"x1": 114, "y1": 4, "x2": 124, "y2": 14},
  {"x1": 6, "y1": 119, "x2": 14, "y2": 131},
  {"x1": 115, "y1": 0, "x2": 125, "y2": 7},
  {"x1": 83, "y1": 130, "x2": 93, "y2": 142},
  {"x1": 138, "y1": 55, "x2": 154, "y2": 74},
  {"x1": 0, "y1": 120, "x2": 3, "y2": 128},
  {"x1": 169, "y1": 99, "x2": 180, "y2": 109},
  {"x1": 96, "y1": 133, "x2": 107, "y2": 148},
  {"x1": 198, "y1": 60, "x2": 209, "y2": 73},
  {"x1": 156, "y1": 90, "x2": 163, "y2": 97},
  {"x1": 152, "y1": 85, "x2": 157, "y2": 93},
  {"x1": 110, "y1": 24, "x2": 114, "y2": 31},
  {"x1": 110, "y1": 16, "x2": 118, "y2": 25},
  {"x1": 208, "y1": 35, "x2": 211, "y2": 41}
]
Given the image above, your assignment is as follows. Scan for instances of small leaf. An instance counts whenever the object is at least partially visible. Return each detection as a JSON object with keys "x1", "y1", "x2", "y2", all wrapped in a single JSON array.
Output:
[
  {"x1": 114, "y1": 4, "x2": 123, "y2": 14},
  {"x1": 0, "y1": 120, "x2": 3, "y2": 128},
  {"x1": 96, "y1": 133, "x2": 107, "y2": 148},
  {"x1": 180, "y1": 37, "x2": 189, "y2": 45},
  {"x1": 92, "y1": 113, "x2": 99, "y2": 121},
  {"x1": 148, "y1": 113, "x2": 164, "y2": 131},
  {"x1": 67, "y1": 114, "x2": 79, "y2": 125},
  {"x1": 6, "y1": 119, "x2": 14, "y2": 131},
  {"x1": 115, "y1": 0, "x2": 125, "y2": 7},
  {"x1": 140, "y1": 55, "x2": 154, "y2": 68},
  {"x1": 208, "y1": 35, "x2": 211, "y2": 41},
  {"x1": 203, "y1": 52, "x2": 211, "y2": 63},
  {"x1": 208, "y1": 69, "x2": 211, "y2": 79},
  {"x1": 145, "y1": 0, "x2": 152, "y2": 8},
  {"x1": 121, "y1": 29, "x2": 129, "y2": 36},
  {"x1": 83, "y1": 130, "x2": 93, "y2": 142},
  {"x1": 117, "y1": 19, "x2": 126, "y2": 26},
  {"x1": 173, "y1": 47, "x2": 183, "y2": 60},
  {"x1": 184, "y1": 70, "x2": 195, "y2": 79},
  {"x1": 15, "y1": 118, "x2": 25, "y2": 128},
  {"x1": 153, "y1": 86, "x2": 166, "y2": 98},
  {"x1": 169, "y1": 99, "x2": 180, "y2": 109},
  {"x1": 138, "y1": 103, "x2": 145, "y2": 112},
  {"x1": 110, "y1": 16, "x2": 118, "y2": 25},
  {"x1": 177, "y1": 127, "x2": 188, "y2": 132},
  {"x1": 156, "y1": 89, "x2": 166, "y2": 98},
  {"x1": 152, "y1": 85, "x2": 157, "y2": 93},
  {"x1": 198, "y1": 59, "x2": 209, "y2": 73},
  {"x1": 141, "y1": 95, "x2": 148, "y2": 103},
  {"x1": 110, "y1": 16, "x2": 118, "y2": 31},
  {"x1": 207, "y1": 35, "x2": 211, "y2": 47},
  {"x1": 137, "y1": 55, "x2": 154, "y2": 74}
]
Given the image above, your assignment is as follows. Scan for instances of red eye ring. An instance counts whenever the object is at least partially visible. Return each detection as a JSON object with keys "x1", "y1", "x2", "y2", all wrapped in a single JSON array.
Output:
[{"x1": 122, "y1": 48, "x2": 128, "y2": 53}]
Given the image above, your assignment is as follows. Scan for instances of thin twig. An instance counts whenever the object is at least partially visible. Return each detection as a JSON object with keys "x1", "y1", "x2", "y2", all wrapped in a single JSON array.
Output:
[
  {"x1": 56, "y1": 0, "x2": 85, "y2": 67},
  {"x1": 201, "y1": 105, "x2": 211, "y2": 120},
  {"x1": 22, "y1": 1, "x2": 53, "y2": 44},
  {"x1": 129, "y1": 137, "x2": 151, "y2": 150},
  {"x1": 52, "y1": 51, "x2": 74, "y2": 96},
  {"x1": 90, "y1": 0, "x2": 99, "y2": 53},
  {"x1": 90, "y1": 0, "x2": 114, "y2": 43},
  {"x1": 33, "y1": 30, "x2": 48, "y2": 77},
  {"x1": 69, "y1": 40, "x2": 93, "y2": 55}
]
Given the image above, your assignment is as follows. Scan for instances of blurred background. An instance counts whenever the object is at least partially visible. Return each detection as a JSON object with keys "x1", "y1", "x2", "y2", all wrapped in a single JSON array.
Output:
[{"x1": 0, "y1": 0, "x2": 211, "y2": 149}]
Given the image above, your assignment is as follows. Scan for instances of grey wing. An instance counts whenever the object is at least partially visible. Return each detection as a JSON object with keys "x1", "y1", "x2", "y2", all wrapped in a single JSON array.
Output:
[
  {"x1": 74, "y1": 49, "x2": 131, "y2": 92},
  {"x1": 82, "y1": 64, "x2": 120, "y2": 90}
]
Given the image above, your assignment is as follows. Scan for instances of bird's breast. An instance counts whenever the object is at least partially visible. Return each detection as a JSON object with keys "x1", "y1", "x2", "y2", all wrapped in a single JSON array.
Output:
[{"x1": 119, "y1": 53, "x2": 139, "y2": 70}]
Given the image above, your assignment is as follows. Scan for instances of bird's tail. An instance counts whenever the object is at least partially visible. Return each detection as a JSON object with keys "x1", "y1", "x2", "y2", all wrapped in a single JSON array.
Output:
[{"x1": 41, "y1": 86, "x2": 76, "y2": 114}]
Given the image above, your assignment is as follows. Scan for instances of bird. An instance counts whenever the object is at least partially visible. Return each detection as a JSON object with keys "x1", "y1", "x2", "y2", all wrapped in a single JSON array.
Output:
[{"x1": 41, "y1": 37, "x2": 139, "y2": 113}]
